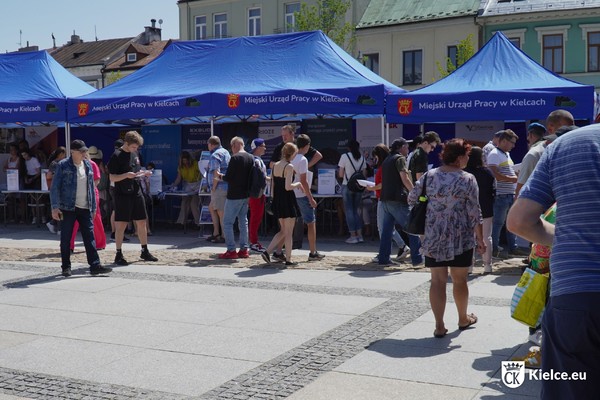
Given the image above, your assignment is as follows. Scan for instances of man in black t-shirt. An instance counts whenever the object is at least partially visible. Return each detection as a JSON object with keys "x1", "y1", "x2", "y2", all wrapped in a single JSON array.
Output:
[
  {"x1": 408, "y1": 131, "x2": 440, "y2": 183},
  {"x1": 108, "y1": 131, "x2": 157, "y2": 265},
  {"x1": 217, "y1": 136, "x2": 255, "y2": 259},
  {"x1": 269, "y1": 124, "x2": 296, "y2": 169}
]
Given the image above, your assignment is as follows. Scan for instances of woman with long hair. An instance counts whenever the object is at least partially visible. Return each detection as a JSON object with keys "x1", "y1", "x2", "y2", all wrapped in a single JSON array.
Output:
[
  {"x1": 464, "y1": 146, "x2": 495, "y2": 273},
  {"x1": 409, "y1": 138, "x2": 485, "y2": 338},
  {"x1": 366, "y1": 143, "x2": 409, "y2": 260},
  {"x1": 171, "y1": 151, "x2": 201, "y2": 227},
  {"x1": 338, "y1": 139, "x2": 366, "y2": 243},
  {"x1": 262, "y1": 143, "x2": 302, "y2": 266}
]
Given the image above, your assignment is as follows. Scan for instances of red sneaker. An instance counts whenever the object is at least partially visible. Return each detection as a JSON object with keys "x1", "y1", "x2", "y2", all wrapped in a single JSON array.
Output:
[
  {"x1": 237, "y1": 249, "x2": 250, "y2": 258},
  {"x1": 218, "y1": 250, "x2": 239, "y2": 259}
]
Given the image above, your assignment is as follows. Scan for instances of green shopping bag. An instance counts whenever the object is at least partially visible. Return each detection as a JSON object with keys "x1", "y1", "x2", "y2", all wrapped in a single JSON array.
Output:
[{"x1": 510, "y1": 268, "x2": 549, "y2": 328}]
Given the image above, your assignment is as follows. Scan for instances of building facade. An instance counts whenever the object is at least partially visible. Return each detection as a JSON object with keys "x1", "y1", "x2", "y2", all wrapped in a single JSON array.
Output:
[
  {"x1": 355, "y1": 0, "x2": 481, "y2": 89},
  {"x1": 479, "y1": 0, "x2": 600, "y2": 89},
  {"x1": 177, "y1": 0, "x2": 370, "y2": 41}
]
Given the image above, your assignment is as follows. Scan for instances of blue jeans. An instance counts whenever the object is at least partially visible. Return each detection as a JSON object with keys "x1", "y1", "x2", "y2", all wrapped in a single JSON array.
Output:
[
  {"x1": 377, "y1": 200, "x2": 405, "y2": 249},
  {"x1": 492, "y1": 193, "x2": 516, "y2": 253},
  {"x1": 378, "y1": 201, "x2": 421, "y2": 265},
  {"x1": 223, "y1": 198, "x2": 249, "y2": 252},
  {"x1": 342, "y1": 185, "x2": 363, "y2": 233},
  {"x1": 60, "y1": 207, "x2": 100, "y2": 268}
]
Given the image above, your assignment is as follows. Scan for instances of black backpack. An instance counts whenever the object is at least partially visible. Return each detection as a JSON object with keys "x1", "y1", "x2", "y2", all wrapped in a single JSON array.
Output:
[
  {"x1": 248, "y1": 157, "x2": 267, "y2": 198},
  {"x1": 345, "y1": 153, "x2": 366, "y2": 193}
]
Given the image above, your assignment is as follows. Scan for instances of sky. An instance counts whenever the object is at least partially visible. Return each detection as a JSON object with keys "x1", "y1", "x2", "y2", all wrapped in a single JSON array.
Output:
[{"x1": 1, "y1": 1, "x2": 180, "y2": 53}]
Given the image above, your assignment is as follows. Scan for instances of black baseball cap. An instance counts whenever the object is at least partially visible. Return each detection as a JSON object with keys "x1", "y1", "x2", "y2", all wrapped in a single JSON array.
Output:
[{"x1": 70, "y1": 139, "x2": 88, "y2": 152}]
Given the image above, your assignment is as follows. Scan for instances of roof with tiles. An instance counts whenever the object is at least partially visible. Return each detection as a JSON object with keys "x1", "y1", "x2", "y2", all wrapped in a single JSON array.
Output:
[
  {"x1": 50, "y1": 37, "x2": 134, "y2": 68},
  {"x1": 481, "y1": 0, "x2": 600, "y2": 17},
  {"x1": 357, "y1": 0, "x2": 481, "y2": 28},
  {"x1": 104, "y1": 40, "x2": 173, "y2": 71}
]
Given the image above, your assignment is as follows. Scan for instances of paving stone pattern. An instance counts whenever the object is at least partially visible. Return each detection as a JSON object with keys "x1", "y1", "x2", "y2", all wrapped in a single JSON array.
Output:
[{"x1": 0, "y1": 263, "x2": 503, "y2": 399}]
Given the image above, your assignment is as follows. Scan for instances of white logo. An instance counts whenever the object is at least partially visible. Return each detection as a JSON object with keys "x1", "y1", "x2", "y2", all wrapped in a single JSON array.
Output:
[{"x1": 502, "y1": 361, "x2": 525, "y2": 388}]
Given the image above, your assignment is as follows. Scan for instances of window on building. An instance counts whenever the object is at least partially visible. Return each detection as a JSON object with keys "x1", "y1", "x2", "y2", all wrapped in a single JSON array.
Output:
[
  {"x1": 508, "y1": 37, "x2": 521, "y2": 48},
  {"x1": 285, "y1": 3, "x2": 301, "y2": 33},
  {"x1": 195, "y1": 15, "x2": 207, "y2": 40},
  {"x1": 214, "y1": 13, "x2": 228, "y2": 38},
  {"x1": 543, "y1": 34, "x2": 563, "y2": 73},
  {"x1": 403, "y1": 50, "x2": 422, "y2": 85},
  {"x1": 126, "y1": 53, "x2": 136, "y2": 62},
  {"x1": 363, "y1": 53, "x2": 379, "y2": 74},
  {"x1": 589, "y1": 32, "x2": 600, "y2": 72},
  {"x1": 447, "y1": 45, "x2": 458, "y2": 67},
  {"x1": 248, "y1": 8, "x2": 261, "y2": 36}
]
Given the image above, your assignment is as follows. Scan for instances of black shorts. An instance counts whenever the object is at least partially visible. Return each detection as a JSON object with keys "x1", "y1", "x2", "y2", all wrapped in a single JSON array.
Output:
[
  {"x1": 425, "y1": 248, "x2": 474, "y2": 268},
  {"x1": 114, "y1": 193, "x2": 147, "y2": 222}
]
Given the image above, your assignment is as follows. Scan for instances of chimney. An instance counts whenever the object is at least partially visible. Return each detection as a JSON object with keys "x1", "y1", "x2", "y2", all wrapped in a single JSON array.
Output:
[
  {"x1": 70, "y1": 30, "x2": 81, "y2": 45},
  {"x1": 18, "y1": 41, "x2": 39, "y2": 52},
  {"x1": 141, "y1": 19, "x2": 162, "y2": 45}
]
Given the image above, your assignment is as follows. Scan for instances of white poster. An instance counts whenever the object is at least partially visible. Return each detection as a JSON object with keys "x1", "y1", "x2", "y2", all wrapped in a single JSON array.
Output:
[
  {"x1": 455, "y1": 121, "x2": 505, "y2": 143},
  {"x1": 149, "y1": 169, "x2": 163, "y2": 194},
  {"x1": 198, "y1": 151, "x2": 211, "y2": 177},
  {"x1": 24, "y1": 126, "x2": 57, "y2": 147},
  {"x1": 355, "y1": 118, "x2": 385, "y2": 149},
  {"x1": 6, "y1": 170, "x2": 19, "y2": 191},
  {"x1": 317, "y1": 169, "x2": 337, "y2": 195},
  {"x1": 41, "y1": 169, "x2": 49, "y2": 191}
]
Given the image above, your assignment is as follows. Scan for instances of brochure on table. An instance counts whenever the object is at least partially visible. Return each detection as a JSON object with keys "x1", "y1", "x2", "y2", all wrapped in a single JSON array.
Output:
[
  {"x1": 41, "y1": 169, "x2": 49, "y2": 191},
  {"x1": 199, "y1": 205, "x2": 213, "y2": 224},
  {"x1": 6, "y1": 170, "x2": 19, "y2": 191},
  {"x1": 317, "y1": 169, "x2": 336, "y2": 195},
  {"x1": 149, "y1": 169, "x2": 163, "y2": 194}
]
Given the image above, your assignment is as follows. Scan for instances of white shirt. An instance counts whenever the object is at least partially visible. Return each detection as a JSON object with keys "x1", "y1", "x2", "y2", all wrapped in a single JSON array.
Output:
[
  {"x1": 291, "y1": 153, "x2": 310, "y2": 198},
  {"x1": 25, "y1": 157, "x2": 41, "y2": 175},
  {"x1": 337, "y1": 152, "x2": 365, "y2": 185},
  {"x1": 74, "y1": 162, "x2": 89, "y2": 209}
]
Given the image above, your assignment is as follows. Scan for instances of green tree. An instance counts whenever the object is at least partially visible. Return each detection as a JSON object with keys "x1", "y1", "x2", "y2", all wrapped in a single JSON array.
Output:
[
  {"x1": 294, "y1": 0, "x2": 355, "y2": 51},
  {"x1": 436, "y1": 34, "x2": 475, "y2": 79},
  {"x1": 105, "y1": 70, "x2": 122, "y2": 86}
]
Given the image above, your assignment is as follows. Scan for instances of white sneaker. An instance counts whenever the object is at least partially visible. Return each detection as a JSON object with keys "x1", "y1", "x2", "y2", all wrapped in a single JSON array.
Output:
[
  {"x1": 345, "y1": 237, "x2": 359, "y2": 244},
  {"x1": 528, "y1": 330, "x2": 542, "y2": 346},
  {"x1": 46, "y1": 221, "x2": 56, "y2": 234},
  {"x1": 31, "y1": 218, "x2": 37, "y2": 225},
  {"x1": 483, "y1": 264, "x2": 492, "y2": 274},
  {"x1": 357, "y1": 236, "x2": 364, "y2": 243},
  {"x1": 395, "y1": 245, "x2": 410, "y2": 260}
]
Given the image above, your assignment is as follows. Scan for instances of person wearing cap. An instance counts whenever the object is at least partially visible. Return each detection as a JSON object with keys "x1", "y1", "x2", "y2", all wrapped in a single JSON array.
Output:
[
  {"x1": 49, "y1": 139, "x2": 112, "y2": 277},
  {"x1": 377, "y1": 138, "x2": 422, "y2": 266},
  {"x1": 482, "y1": 130, "x2": 503, "y2": 167},
  {"x1": 108, "y1": 131, "x2": 158, "y2": 265},
  {"x1": 248, "y1": 138, "x2": 268, "y2": 252},
  {"x1": 515, "y1": 122, "x2": 547, "y2": 197}
]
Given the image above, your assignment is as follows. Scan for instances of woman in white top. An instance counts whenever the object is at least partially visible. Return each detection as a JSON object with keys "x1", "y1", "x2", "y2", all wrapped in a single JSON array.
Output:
[{"x1": 337, "y1": 139, "x2": 366, "y2": 244}]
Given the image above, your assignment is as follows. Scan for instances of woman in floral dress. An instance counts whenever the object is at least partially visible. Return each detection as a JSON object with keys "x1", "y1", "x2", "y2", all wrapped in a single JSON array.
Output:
[{"x1": 409, "y1": 138, "x2": 486, "y2": 338}]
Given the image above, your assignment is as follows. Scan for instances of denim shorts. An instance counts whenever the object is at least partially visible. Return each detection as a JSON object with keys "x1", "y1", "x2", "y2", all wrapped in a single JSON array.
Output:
[{"x1": 296, "y1": 196, "x2": 315, "y2": 224}]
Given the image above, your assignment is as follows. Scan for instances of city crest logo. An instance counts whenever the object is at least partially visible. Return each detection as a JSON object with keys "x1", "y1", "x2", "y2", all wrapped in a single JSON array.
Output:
[
  {"x1": 227, "y1": 94, "x2": 240, "y2": 109},
  {"x1": 397, "y1": 98, "x2": 413, "y2": 116},
  {"x1": 502, "y1": 361, "x2": 525, "y2": 388},
  {"x1": 77, "y1": 102, "x2": 89, "y2": 117}
]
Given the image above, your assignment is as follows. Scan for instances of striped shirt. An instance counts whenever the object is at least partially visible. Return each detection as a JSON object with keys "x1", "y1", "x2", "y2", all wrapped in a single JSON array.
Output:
[
  {"x1": 520, "y1": 124, "x2": 600, "y2": 297},
  {"x1": 487, "y1": 147, "x2": 516, "y2": 195}
]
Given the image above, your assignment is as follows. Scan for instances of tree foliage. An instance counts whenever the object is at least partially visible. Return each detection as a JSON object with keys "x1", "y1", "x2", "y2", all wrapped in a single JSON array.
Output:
[
  {"x1": 294, "y1": 0, "x2": 355, "y2": 51},
  {"x1": 436, "y1": 34, "x2": 475, "y2": 79},
  {"x1": 105, "y1": 70, "x2": 122, "y2": 86}
]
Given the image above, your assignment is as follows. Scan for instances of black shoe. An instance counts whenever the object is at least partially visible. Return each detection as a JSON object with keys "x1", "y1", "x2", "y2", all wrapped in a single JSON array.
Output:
[
  {"x1": 114, "y1": 253, "x2": 129, "y2": 266},
  {"x1": 272, "y1": 252, "x2": 286, "y2": 262},
  {"x1": 261, "y1": 251, "x2": 271, "y2": 264},
  {"x1": 308, "y1": 252, "x2": 325, "y2": 261},
  {"x1": 61, "y1": 267, "x2": 72, "y2": 277},
  {"x1": 285, "y1": 261, "x2": 298, "y2": 266},
  {"x1": 140, "y1": 249, "x2": 158, "y2": 262},
  {"x1": 90, "y1": 265, "x2": 112, "y2": 276}
]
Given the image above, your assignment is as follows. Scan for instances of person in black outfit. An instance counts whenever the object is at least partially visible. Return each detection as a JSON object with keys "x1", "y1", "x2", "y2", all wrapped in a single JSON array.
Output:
[
  {"x1": 108, "y1": 131, "x2": 157, "y2": 265},
  {"x1": 464, "y1": 146, "x2": 495, "y2": 273},
  {"x1": 217, "y1": 136, "x2": 256, "y2": 259},
  {"x1": 262, "y1": 142, "x2": 302, "y2": 266}
]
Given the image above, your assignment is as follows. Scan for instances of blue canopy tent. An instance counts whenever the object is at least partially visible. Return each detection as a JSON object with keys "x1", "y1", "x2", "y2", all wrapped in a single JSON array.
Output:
[
  {"x1": 386, "y1": 32, "x2": 594, "y2": 123},
  {"x1": 0, "y1": 50, "x2": 95, "y2": 124},
  {"x1": 67, "y1": 31, "x2": 403, "y2": 124}
]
